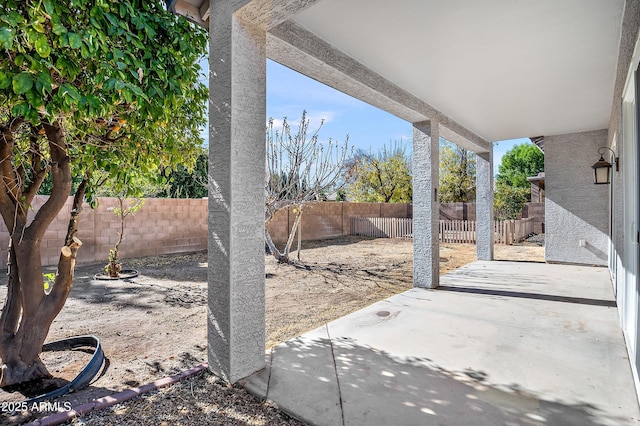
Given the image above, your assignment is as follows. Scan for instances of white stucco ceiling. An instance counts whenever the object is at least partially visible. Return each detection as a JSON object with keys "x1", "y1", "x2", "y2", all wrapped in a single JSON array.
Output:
[
  {"x1": 292, "y1": 0, "x2": 624, "y2": 142},
  {"x1": 171, "y1": 0, "x2": 625, "y2": 143}
]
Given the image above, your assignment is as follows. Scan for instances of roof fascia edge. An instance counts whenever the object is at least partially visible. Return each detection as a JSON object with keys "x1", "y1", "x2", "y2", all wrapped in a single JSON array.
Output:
[
  {"x1": 172, "y1": 0, "x2": 322, "y2": 32},
  {"x1": 268, "y1": 20, "x2": 491, "y2": 153},
  {"x1": 236, "y1": 0, "x2": 324, "y2": 30},
  {"x1": 168, "y1": 0, "x2": 209, "y2": 27}
]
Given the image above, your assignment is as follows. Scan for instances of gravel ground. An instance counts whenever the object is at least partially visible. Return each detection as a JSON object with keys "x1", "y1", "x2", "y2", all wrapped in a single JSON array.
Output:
[
  {"x1": 522, "y1": 233, "x2": 545, "y2": 246},
  {"x1": 68, "y1": 370, "x2": 304, "y2": 426}
]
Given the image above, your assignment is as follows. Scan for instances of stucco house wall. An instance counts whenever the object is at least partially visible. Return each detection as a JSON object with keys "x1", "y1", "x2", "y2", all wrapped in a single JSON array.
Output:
[
  {"x1": 545, "y1": 129, "x2": 610, "y2": 266},
  {"x1": 606, "y1": 0, "x2": 640, "y2": 399},
  {"x1": 608, "y1": 0, "x2": 640, "y2": 309}
]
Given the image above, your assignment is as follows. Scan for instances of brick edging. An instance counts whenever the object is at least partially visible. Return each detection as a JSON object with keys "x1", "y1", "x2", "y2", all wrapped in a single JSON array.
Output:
[{"x1": 24, "y1": 363, "x2": 209, "y2": 426}]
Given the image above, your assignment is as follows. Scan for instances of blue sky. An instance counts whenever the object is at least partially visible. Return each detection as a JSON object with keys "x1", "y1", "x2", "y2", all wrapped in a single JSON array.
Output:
[
  {"x1": 204, "y1": 58, "x2": 531, "y2": 176},
  {"x1": 266, "y1": 60, "x2": 413, "y2": 152}
]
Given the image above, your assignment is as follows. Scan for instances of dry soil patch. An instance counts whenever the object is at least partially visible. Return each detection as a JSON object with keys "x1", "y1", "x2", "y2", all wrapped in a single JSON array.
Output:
[{"x1": 0, "y1": 236, "x2": 544, "y2": 424}]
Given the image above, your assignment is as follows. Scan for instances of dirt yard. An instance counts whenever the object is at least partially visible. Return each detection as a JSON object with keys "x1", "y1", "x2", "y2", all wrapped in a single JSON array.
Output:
[{"x1": 0, "y1": 236, "x2": 544, "y2": 424}]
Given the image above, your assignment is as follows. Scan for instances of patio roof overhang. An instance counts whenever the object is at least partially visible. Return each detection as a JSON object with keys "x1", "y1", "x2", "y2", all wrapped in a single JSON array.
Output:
[{"x1": 168, "y1": 0, "x2": 624, "y2": 145}]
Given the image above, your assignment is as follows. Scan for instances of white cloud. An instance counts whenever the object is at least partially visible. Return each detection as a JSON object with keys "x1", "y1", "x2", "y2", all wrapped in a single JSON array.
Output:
[
  {"x1": 267, "y1": 110, "x2": 337, "y2": 133},
  {"x1": 306, "y1": 110, "x2": 336, "y2": 128},
  {"x1": 269, "y1": 118, "x2": 285, "y2": 129}
]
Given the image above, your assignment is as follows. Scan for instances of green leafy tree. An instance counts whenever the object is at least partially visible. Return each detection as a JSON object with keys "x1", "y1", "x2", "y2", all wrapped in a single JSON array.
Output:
[
  {"x1": 159, "y1": 148, "x2": 208, "y2": 198},
  {"x1": 495, "y1": 143, "x2": 544, "y2": 188},
  {"x1": 0, "y1": 0, "x2": 207, "y2": 386},
  {"x1": 494, "y1": 183, "x2": 530, "y2": 220},
  {"x1": 494, "y1": 142, "x2": 544, "y2": 219},
  {"x1": 346, "y1": 144, "x2": 412, "y2": 203},
  {"x1": 439, "y1": 140, "x2": 476, "y2": 203}
]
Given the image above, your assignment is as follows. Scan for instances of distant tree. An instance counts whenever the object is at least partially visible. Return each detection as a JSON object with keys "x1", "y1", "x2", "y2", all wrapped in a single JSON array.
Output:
[
  {"x1": 265, "y1": 111, "x2": 351, "y2": 263},
  {"x1": 335, "y1": 188, "x2": 347, "y2": 201},
  {"x1": 496, "y1": 143, "x2": 544, "y2": 188},
  {"x1": 494, "y1": 183, "x2": 530, "y2": 220},
  {"x1": 159, "y1": 148, "x2": 208, "y2": 198},
  {"x1": 494, "y1": 142, "x2": 544, "y2": 219},
  {"x1": 346, "y1": 143, "x2": 412, "y2": 203},
  {"x1": 439, "y1": 140, "x2": 476, "y2": 203}
]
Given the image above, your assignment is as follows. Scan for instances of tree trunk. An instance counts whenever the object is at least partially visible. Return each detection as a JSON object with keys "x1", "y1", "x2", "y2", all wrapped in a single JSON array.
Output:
[
  {"x1": 107, "y1": 197, "x2": 125, "y2": 277},
  {"x1": 0, "y1": 234, "x2": 82, "y2": 387},
  {"x1": 264, "y1": 208, "x2": 303, "y2": 264},
  {"x1": 282, "y1": 210, "x2": 302, "y2": 258},
  {"x1": 265, "y1": 227, "x2": 290, "y2": 263},
  {"x1": 296, "y1": 215, "x2": 302, "y2": 261},
  {"x1": 0, "y1": 124, "x2": 82, "y2": 387},
  {"x1": 0, "y1": 242, "x2": 57, "y2": 386}
]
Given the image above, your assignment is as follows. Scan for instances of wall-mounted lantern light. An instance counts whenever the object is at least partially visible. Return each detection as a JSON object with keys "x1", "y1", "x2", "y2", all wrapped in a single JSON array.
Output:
[{"x1": 592, "y1": 147, "x2": 619, "y2": 185}]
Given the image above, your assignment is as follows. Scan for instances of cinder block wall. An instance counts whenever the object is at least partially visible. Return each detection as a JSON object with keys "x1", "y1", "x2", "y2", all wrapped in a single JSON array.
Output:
[
  {"x1": 267, "y1": 202, "x2": 414, "y2": 244},
  {"x1": 0, "y1": 196, "x2": 208, "y2": 268},
  {"x1": 2, "y1": 198, "x2": 541, "y2": 266},
  {"x1": 440, "y1": 202, "x2": 476, "y2": 220},
  {"x1": 266, "y1": 201, "x2": 546, "y2": 244}
]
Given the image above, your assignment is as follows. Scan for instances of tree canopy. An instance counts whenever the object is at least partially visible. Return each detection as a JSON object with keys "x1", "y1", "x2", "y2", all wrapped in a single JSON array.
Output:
[
  {"x1": 494, "y1": 184, "x2": 530, "y2": 220},
  {"x1": 439, "y1": 140, "x2": 476, "y2": 203},
  {"x1": 0, "y1": 0, "x2": 207, "y2": 386},
  {"x1": 494, "y1": 142, "x2": 544, "y2": 219},
  {"x1": 495, "y1": 143, "x2": 544, "y2": 188},
  {"x1": 159, "y1": 148, "x2": 208, "y2": 199},
  {"x1": 346, "y1": 144, "x2": 412, "y2": 203},
  {"x1": 1, "y1": 0, "x2": 207, "y2": 199}
]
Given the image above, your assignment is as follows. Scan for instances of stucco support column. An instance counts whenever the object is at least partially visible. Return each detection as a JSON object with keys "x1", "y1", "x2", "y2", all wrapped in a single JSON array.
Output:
[
  {"x1": 476, "y1": 150, "x2": 494, "y2": 260},
  {"x1": 413, "y1": 121, "x2": 440, "y2": 288},
  {"x1": 208, "y1": 3, "x2": 266, "y2": 383}
]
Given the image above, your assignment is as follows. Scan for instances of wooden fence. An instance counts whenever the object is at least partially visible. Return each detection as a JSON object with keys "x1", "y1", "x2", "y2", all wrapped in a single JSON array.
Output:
[
  {"x1": 349, "y1": 217, "x2": 413, "y2": 239},
  {"x1": 350, "y1": 217, "x2": 535, "y2": 245},
  {"x1": 439, "y1": 220, "x2": 476, "y2": 243},
  {"x1": 493, "y1": 218, "x2": 535, "y2": 245}
]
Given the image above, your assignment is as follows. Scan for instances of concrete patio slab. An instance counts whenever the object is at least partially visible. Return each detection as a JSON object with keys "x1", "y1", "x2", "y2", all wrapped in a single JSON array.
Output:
[
  {"x1": 241, "y1": 325, "x2": 343, "y2": 426},
  {"x1": 243, "y1": 261, "x2": 640, "y2": 425}
]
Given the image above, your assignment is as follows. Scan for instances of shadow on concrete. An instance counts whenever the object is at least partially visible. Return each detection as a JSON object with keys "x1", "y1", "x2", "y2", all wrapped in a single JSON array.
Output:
[
  {"x1": 438, "y1": 285, "x2": 617, "y2": 307},
  {"x1": 260, "y1": 335, "x2": 623, "y2": 426}
]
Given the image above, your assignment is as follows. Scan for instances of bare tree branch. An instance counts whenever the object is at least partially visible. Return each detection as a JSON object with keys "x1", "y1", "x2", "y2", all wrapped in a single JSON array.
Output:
[{"x1": 265, "y1": 111, "x2": 352, "y2": 262}]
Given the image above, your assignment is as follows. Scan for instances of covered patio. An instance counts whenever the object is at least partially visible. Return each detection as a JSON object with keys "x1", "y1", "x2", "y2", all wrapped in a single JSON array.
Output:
[
  {"x1": 242, "y1": 261, "x2": 639, "y2": 425},
  {"x1": 165, "y1": 0, "x2": 640, "y2": 419}
]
